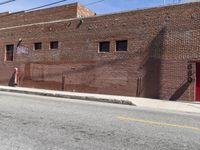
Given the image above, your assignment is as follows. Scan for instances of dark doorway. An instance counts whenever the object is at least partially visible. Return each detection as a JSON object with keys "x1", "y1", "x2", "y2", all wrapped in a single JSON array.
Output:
[
  {"x1": 196, "y1": 63, "x2": 200, "y2": 101},
  {"x1": 6, "y1": 44, "x2": 14, "y2": 61}
]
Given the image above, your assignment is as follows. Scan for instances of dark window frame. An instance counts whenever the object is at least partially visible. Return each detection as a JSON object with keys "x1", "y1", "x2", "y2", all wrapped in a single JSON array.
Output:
[
  {"x1": 50, "y1": 41, "x2": 59, "y2": 49},
  {"x1": 34, "y1": 42, "x2": 42, "y2": 50},
  {"x1": 99, "y1": 41, "x2": 110, "y2": 52},
  {"x1": 116, "y1": 40, "x2": 128, "y2": 52},
  {"x1": 6, "y1": 44, "x2": 14, "y2": 61}
]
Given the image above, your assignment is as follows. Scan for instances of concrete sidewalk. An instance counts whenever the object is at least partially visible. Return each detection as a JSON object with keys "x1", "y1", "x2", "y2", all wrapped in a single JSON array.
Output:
[{"x1": 0, "y1": 86, "x2": 200, "y2": 113}]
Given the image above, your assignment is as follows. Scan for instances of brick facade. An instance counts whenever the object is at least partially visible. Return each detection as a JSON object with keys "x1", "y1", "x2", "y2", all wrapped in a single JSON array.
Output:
[{"x1": 0, "y1": 2, "x2": 200, "y2": 101}]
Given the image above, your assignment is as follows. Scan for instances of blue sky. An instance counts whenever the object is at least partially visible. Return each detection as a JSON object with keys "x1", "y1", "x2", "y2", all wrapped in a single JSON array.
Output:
[{"x1": 0, "y1": 0, "x2": 196, "y2": 14}]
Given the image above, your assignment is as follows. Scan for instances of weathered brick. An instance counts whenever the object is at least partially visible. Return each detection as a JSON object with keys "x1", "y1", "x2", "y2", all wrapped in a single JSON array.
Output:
[{"x1": 0, "y1": 2, "x2": 200, "y2": 101}]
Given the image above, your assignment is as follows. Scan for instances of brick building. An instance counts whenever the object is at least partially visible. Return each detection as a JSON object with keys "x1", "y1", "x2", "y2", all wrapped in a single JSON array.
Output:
[{"x1": 1, "y1": 2, "x2": 200, "y2": 101}]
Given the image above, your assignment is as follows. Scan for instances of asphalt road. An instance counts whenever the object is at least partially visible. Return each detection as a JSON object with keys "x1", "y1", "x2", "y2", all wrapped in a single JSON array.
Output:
[{"x1": 0, "y1": 91, "x2": 200, "y2": 150}]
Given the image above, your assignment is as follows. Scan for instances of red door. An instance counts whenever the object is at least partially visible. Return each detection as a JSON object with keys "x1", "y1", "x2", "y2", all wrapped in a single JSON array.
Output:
[{"x1": 196, "y1": 63, "x2": 200, "y2": 101}]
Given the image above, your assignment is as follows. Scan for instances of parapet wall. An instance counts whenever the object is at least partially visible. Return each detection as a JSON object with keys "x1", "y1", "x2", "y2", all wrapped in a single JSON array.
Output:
[{"x1": 0, "y1": 3, "x2": 95, "y2": 28}]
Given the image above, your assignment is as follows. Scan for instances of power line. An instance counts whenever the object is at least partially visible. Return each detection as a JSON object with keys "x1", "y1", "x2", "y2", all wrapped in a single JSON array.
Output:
[
  {"x1": 0, "y1": 0, "x2": 69, "y2": 19},
  {"x1": 24, "y1": 0, "x2": 69, "y2": 12},
  {"x1": 85, "y1": 0, "x2": 106, "y2": 6},
  {"x1": 0, "y1": 0, "x2": 15, "y2": 5}
]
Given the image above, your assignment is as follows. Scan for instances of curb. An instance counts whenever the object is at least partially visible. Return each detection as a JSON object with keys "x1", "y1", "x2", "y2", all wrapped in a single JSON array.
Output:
[{"x1": 0, "y1": 87, "x2": 135, "y2": 106}]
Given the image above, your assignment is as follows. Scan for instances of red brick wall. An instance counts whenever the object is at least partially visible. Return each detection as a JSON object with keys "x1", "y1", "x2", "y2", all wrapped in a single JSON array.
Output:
[
  {"x1": 0, "y1": 3, "x2": 94, "y2": 28},
  {"x1": 77, "y1": 3, "x2": 96, "y2": 18},
  {"x1": 0, "y1": 2, "x2": 200, "y2": 101}
]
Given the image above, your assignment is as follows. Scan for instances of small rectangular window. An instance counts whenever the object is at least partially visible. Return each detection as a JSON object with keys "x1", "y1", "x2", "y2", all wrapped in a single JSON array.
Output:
[
  {"x1": 99, "y1": 41, "x2": 110, "y2": 52},
  {"x1": 34, "y1": 42, "x2": 42, "y2": 50},
  {"x1": 50, "y1": 41, "x2": 59, "y2": 49},
  {"x1": 6, "y1": 44, "x2": 14, "y2": 61},
  {"x1": 116, "y1": 40, "x2": 128, "y2": 51}
]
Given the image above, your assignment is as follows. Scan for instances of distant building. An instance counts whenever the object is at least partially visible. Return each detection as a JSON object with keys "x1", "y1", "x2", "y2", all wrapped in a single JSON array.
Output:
[{"x1": 1, "y1": 2, "x2": 200, "y2": 101}]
